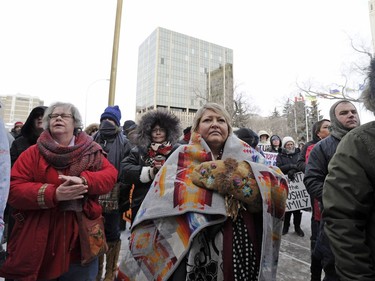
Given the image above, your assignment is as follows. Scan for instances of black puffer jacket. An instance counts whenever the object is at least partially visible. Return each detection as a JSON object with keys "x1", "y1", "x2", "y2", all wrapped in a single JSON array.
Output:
[
  {"x1": 119, "y1": 110, "x2": 181, "y2": 215},
  {"x1": 303, "y1": 135, "x2": 340, "y2": 202},
  {"x1": 276, "y1": 147, "x2": 300, "y2": 180}
]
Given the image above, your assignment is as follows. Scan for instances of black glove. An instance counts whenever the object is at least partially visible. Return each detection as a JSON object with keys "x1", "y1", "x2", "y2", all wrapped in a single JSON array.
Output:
[{"x1": 287, "y1": 168, "x2": 297, "y2": 181}]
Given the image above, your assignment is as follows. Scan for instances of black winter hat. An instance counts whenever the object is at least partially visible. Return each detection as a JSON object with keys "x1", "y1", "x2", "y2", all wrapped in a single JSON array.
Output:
[
  {"x1": 234, "y1": 128, "x2": 259, "y2": 149},
  {"x1": 123, "y1": 120, "x2": 136, "y2": 131}
]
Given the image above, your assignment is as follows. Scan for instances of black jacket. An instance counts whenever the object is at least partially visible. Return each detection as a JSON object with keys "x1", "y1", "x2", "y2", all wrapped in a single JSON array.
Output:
[
  {"x1": 276, "y1": 147, "x2": 300, "y2": 180},
  {"x1": 296, "y1": 140, "x2": 315, "y2": 173},
  {"x1": 119, "y1": 110, "x2": 181, "y2": 211},
  {"x1": 303, "y1": 135, "x2": 340, "y2": 201},
  {"x1": 10, "y1": 106, "x2": 47, "y2": 166},
  {"x1": 120, "y1": 144, "x2": 179, "y2": 209}
]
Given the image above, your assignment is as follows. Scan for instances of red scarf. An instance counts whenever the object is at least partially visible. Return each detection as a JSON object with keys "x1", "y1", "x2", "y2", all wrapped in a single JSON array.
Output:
[
  {"x1": 37, "y1": 130, "x2": 103, "y2": 175},
  {"x1": 144, "y1": 142, "x2": 173, "y2": 166}
]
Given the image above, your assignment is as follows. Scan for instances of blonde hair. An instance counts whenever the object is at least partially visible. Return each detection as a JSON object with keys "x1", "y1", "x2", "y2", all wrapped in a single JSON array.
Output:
[{"x1": 191, "y1": 103, "x2": 233, "y2": 134}]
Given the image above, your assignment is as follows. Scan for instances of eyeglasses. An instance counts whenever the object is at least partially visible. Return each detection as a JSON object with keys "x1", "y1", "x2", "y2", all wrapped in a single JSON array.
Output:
[
  {"x1": 48, "y1": 113, "x2": 73, "y2": 120},
  {"x1": 152, "y1": 127, "x2": 166, "y2": 133}
]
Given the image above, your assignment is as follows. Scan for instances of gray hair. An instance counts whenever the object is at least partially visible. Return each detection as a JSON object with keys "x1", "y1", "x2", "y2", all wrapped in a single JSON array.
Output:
[
  {"x1": 43, "y1": 102, "x2": 83, "y2": 133},
  {"x1": 191, "y1": 102, "x2": 233, "y2": 134}
]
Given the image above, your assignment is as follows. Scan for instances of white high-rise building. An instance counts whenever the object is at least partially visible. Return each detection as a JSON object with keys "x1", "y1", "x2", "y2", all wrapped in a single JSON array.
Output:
[
  {"x1": 135, "y1": 27, "x2": 233, "y2": 128},
  {"x1": 0, "y1": 94, "x2": 44, "y2": 130}
]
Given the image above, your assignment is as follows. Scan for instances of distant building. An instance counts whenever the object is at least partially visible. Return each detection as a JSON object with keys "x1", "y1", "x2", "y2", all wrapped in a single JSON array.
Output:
[
  {"x1": 135, "y1": 27, "x2": 234, "y2": 128},
  {"x1": 0, "y1": 94, "x2": 44, "y2": 130}
]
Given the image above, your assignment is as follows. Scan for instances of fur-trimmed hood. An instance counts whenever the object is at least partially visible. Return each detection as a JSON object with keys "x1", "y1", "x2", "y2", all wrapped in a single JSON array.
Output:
[
  {"x1": 136, "y1": 110, "x2": 181, "y2": 149},
  {"x1": 84, "y1": 123, "x2": 100, "y2": 136},
  {"x1": 362, "y1": 58, "x2": 375, "y2": 114}
]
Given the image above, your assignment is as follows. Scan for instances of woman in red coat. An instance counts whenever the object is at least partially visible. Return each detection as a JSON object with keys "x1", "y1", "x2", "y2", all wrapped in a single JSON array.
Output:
[{"x1": 0, "y1": 102, "x2": 118, "y2": 281}]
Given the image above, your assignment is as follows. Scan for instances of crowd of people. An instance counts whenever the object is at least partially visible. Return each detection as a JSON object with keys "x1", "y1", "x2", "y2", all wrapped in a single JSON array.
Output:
[{"x1": 0, "y1": 59, "x2": 374, "y2": 280}]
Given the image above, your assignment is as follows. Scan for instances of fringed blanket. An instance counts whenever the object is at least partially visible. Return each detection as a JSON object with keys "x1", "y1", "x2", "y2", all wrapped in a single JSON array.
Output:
[{"x1": 118, "y1": 133, "x2": 288, "y2": 281}]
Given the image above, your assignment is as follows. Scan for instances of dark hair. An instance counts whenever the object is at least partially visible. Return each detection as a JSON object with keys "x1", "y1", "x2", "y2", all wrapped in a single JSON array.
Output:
[{"x1": 313, "y1": 119, "x2": 330, "y2": 135}]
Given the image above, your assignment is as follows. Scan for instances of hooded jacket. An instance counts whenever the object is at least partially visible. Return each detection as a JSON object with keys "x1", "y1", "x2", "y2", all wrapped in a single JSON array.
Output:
[
  {"x1": 322, "y1": 58, "x2": 375, "y2": 280},
  {"x1": 304, "y1": 100, "x2": 359, "y2": 201},
  {"x1": 267, "y1": 135, "x2": 282, "y2": 153},
  {"x1": 119, "y1": 110, "x2": 181, "y2": 217},
  {"x1": 10, "y1": 106, "x2": 47, "y2": 166}
]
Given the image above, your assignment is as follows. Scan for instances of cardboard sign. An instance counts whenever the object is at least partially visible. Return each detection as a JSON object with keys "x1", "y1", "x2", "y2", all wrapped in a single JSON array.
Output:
[{"x1": 285, "y1": 172, "x2": 311, "y2": 211}]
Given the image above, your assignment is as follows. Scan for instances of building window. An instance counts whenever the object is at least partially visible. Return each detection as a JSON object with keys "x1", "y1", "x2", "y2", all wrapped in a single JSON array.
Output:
[{"x1": 161, "y1": 58, "x2": 164, "y2": 64}]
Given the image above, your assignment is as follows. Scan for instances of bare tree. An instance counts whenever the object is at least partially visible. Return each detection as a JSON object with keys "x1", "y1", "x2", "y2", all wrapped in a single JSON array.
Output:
[
  {"x1": 232, "y1": 85, "x2": 260, "y2": 128},
  {"x1": 297, "y1": 36, "x2": 372, "y2": 102}
]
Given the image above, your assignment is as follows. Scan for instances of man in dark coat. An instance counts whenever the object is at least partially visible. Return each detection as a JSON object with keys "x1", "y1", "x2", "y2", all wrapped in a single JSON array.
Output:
[
  {"x1": 322, "y1": 58, "x2": 375, "y2": 280},
  {"x1": 93, "y1": 105, "x2": 128, "y2": 281},
  {"x1": 304, "y1": 99, "x2": 360, "y2": 281}
]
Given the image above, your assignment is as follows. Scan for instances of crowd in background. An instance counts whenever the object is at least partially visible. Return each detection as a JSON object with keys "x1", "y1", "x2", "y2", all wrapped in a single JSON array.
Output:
[{"x1": 0, "y1": 58, "x2": 375, "y2": 280}]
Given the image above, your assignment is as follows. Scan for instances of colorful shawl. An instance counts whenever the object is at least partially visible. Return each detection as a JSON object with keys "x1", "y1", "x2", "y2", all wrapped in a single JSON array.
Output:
[{"x1": 118, "y1": 132, "x2": 288, "y2": 281}]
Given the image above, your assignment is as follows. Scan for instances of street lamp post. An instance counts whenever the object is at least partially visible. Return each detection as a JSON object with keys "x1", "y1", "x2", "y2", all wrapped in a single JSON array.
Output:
[{"x1": 84, "y1": 79, "x2": 110, "y2": 127}]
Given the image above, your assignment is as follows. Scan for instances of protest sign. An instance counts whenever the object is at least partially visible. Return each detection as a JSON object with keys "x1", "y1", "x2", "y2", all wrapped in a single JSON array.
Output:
[
  {"x1": 286, "y1": 172, "x2": 311, "y2": 211},
  {"x1": 263, "y1": 151, "x2": 278, "y2": 166}
]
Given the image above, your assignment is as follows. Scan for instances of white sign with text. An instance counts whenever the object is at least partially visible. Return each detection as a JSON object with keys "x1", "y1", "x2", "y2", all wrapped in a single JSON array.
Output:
[{"x1": 286, "y1": 172, "x2": 311, "y2": 211}]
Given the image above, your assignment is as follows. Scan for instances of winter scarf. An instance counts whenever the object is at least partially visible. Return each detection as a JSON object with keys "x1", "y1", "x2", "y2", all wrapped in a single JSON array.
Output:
[
  {"x1": 94, "y1": 121, "x2": 126, "y2": 212},
  {"x1": 94, "y1": 120, "x2": 125, "y2": 171},
  {"x1": 144, "y1": 142, "x2": 173, "y2": 167},
  {"x1": 37, "y1": 130, "x2": 103, "y2": 175},
  {"x1": 329, "y1": 100, "x2": 360, "y2": 140},
  {"x1": 118, "y1": 132, "x2": 288, "y2": 281}
]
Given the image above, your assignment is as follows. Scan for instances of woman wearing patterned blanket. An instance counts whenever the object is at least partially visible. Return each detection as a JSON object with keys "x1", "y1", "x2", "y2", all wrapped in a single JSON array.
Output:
[{"x1": 117, "y1": 103, "x2": 288, "y2": 281}]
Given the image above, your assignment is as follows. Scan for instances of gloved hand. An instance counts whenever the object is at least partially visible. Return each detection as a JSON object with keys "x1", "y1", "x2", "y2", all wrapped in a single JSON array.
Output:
[
  {"x1": 287, "y1": 168, "x2": 298, "y2": 181},
  {"x1": 189, "y1": 158, "x2": 262, "y2": 212}
]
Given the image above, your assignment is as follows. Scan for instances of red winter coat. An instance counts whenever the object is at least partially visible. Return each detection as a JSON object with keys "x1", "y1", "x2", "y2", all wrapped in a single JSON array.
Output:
[{"x1": 0, "y1": 145, "x2": 118, "y2": 281}]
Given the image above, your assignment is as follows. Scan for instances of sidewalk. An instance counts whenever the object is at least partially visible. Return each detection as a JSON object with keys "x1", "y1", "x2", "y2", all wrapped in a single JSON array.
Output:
[{"x1": 277, "y1": 210, "x2": 312, "y2": 280}]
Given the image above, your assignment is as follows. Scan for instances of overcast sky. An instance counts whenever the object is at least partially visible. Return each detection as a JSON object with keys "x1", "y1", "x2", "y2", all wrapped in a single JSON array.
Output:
[{"x1": 0, "y1": 0, "x2": 374, "y2": 126}]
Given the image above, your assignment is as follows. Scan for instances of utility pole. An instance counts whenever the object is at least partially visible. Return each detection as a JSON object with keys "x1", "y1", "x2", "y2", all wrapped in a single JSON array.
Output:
[{"x1": 108, "y1": 0, "x2": 123, "y2": 106}]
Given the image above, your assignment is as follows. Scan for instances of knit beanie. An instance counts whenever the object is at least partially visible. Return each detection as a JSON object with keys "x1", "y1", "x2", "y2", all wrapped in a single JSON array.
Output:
[
  {"x1": 100, "y1": 105, "x2": 121, "y2": 126},
  {"x1": 282, "y1": 136, "x2": 295, "y2": 148}
]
